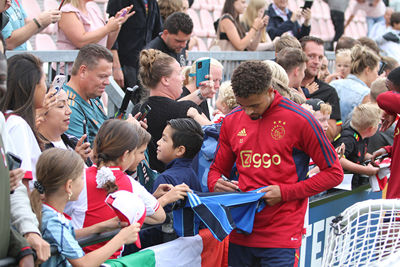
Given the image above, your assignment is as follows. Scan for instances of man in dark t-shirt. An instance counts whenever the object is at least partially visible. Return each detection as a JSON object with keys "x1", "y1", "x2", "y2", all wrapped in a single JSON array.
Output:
[
  {"x1": 145, "y1": 12, "x2": 193, "y2": 67},
  {"x1": 300, "y1": 36, "x2": 342, "y2": 141}
]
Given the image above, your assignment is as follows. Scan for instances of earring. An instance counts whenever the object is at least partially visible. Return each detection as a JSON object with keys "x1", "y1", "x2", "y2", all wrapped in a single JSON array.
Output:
[{"x1": 68, "y1": 192, "x2": 73, "y2": 201}]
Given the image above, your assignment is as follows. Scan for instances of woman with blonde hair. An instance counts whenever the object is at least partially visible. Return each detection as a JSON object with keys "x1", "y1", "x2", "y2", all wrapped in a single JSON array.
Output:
[
  {"x1": 330, "y1": 44, "x2": 381, "y2": 122},
  {"x1": 241, "y1": 0, "x2": 275, "y2": 51},
  {"x1": 133, "y1": 49, "x2": 209, "y2": 172}
]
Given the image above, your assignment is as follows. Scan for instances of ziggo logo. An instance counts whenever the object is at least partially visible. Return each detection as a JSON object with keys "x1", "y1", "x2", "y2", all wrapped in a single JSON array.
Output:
[{"x1": 239, "y1": 150, "x2": 281, "y2": 168}]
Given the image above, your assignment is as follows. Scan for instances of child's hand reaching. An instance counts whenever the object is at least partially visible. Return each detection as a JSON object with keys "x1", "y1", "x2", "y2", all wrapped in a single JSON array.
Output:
[
  {"x1": 364, "y1": 163, "x2": 380, "y2": 176},
  {"x1": 119, "y1": 222, "x2": 141, "y2": 244}
]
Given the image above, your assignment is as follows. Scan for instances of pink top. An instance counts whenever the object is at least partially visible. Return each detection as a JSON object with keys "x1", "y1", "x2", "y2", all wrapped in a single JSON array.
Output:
[
  {"x1": 57, "y1": 2, "x2": 107, "y2": 49},
  {"x1": 55, "y1": 2, "x2": 107, "y2": 73}
]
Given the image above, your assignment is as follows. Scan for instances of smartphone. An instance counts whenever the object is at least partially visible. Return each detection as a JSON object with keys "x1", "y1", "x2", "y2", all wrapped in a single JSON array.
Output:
[
  {"x1": 52, "y1": 75, "x2": 66, "y2": 95},
  {"x1": 138, "y1": 104, "x2": 151, "y2": 121},
  {"x1": 195, "y1": 58, "x2": 210, "y2": 88},
  {"x1": 378, "y1": 61, "x2": 387, "y2": 76},
  {"x1": 6, "y1": 152, "x2": 22, "y2": 171},
  {"x1": 302, "y1": 0, "x2": 313, "y2": 9}
]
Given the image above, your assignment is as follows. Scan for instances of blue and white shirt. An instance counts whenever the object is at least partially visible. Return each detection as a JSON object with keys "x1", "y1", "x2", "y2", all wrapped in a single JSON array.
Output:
[{"x1": 41, "y1": 204, "x2": 84, "y2": 267}]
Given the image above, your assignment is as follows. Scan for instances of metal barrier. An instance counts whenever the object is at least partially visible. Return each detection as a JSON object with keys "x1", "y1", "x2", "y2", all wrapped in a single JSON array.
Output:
[
  {"x1": 5, "y1": 50, "x2": 336, "y2": 117},
  {"x1": 187, "y1": 51, "x2": 336, "y2": 81}
]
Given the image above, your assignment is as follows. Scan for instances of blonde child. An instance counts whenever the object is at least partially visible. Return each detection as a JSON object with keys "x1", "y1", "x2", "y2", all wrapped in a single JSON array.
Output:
[
  {"x1": 326, "y1": 49, "x2": 352, "y2": 83},
  {"x1": 187, "y1": 81, "x2": 238, "y2": 126},
  {"x1": 333, "y1": 103, "x2": 381, "y2": 178},
  {"x1": 213, "y1": 81, "x2": 238, "y2": 123},
  {"x1": 31, "y1": 148, "x2": 140, "y2": 267}
]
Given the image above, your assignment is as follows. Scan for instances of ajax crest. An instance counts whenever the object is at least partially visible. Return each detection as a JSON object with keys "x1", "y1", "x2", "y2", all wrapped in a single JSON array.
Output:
[{"x1": 271, "y1": 121, "x2": 286, "y2": 140}]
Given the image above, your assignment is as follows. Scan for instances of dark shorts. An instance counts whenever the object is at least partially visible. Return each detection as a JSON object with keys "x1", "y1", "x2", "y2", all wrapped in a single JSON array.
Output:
[{"x1": 228, "y1": 242, "x2": 299, "y2": 267}]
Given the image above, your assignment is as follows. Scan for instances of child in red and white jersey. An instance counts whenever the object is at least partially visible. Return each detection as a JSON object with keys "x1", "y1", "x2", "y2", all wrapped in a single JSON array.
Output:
[{"x1": 65, "y1": 119, "x2": 166, "y2": 259}]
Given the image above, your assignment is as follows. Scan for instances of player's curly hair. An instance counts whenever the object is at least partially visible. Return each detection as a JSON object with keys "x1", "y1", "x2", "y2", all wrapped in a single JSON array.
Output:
[{"x1": 231, "y1": 61, "x2": 272, "y2": 98}]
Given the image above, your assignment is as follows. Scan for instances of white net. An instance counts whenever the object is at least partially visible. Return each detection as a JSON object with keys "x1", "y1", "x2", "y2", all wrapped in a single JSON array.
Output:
[{"x1": 322, "y1": 199, "x2": 400, "y2": 267}]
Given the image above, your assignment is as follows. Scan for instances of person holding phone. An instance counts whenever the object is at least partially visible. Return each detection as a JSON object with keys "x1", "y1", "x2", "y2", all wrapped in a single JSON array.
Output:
[
  {"x1": 56, "y1": 0, "x2": 134, "y2": 75},
  {"x1": 180, "y1": 57, "x2": 223, "y2": 119},
  {"x1": 266, "y1": 0, "x2": 312, "y2": 40},
  {"x1": 132, "y1": 49, "x2": 206, "y2": 173},
  {"x1": 2, "y1": 0, "x2": 61, "y2": 51}
]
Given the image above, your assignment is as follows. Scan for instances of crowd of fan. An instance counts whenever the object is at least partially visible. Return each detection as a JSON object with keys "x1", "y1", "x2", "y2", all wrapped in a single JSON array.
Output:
[{"x1": 0, "y1": 0, "x2": 400, "y2": 266}]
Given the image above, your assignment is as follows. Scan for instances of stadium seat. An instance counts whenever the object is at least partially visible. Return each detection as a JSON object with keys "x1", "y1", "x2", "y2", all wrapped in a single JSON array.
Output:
[
  {"x1": 288, "y1": 0, "x2": 298, "y2": 11},
  {"x1": 195, "y1": 37, "x2": 208, "y2": 51},
  {"x1": 319, "y1": 0, "x2": 332, "y2": 20},
  {"x1": 20, "y1": 0, "x2": 41, "y2": 20},
  {"x1": 35, "y1": 33, "x2": 57, "y2": 50},
  {"x1": 213, "y1": 9, "x2": 222, "y2": 22},
  {"x1": 187, "y1": 9, "x2": 208, "y2": 38},
  {"x1": 200, "y1": 0, "x2": 214, "y2": 12},
  {"x1": 200, "y1": 9, "x2": 216, "y2": 38}
]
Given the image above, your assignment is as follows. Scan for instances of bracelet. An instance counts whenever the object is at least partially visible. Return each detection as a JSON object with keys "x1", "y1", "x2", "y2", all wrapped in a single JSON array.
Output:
[
  {"x1": 197, "y1": 89, "x2": 205, "y2": 101},
  {"x1": 251, "y1": 26, "x2": 257, "y2": 31},
  {"x1": 112, "y1": 67, "x2": 122, "y2": 70},
  {"x1": 33, "y1": 18, "x2": 41, "y2": 29}
]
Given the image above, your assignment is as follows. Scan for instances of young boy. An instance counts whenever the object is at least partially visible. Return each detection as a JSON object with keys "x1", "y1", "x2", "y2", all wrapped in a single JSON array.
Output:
[
  {"x1": 151, "y1": 118, "x2": 203, "y2": 242},
  {"x1": 153, "y1": 118, "x2": 204, "y2": 195},
  {"x1": 333, "y1": 103, "x2": 381, "y2": 182}
]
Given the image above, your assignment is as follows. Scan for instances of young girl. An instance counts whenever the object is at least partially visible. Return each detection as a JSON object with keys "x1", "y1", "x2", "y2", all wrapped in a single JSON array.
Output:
[
  {"x1": 66, "y1": 119, "x2": 166, "y2": 258},
  {"x1": 326, "y1": 49, "x2": 352, "y2": 83},
  {"x1": 31, "y1": 148, "x2": 140, "y2": 267}
]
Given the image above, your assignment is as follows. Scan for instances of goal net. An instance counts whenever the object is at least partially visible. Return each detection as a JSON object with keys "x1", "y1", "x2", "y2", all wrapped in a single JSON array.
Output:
[{"x1": 322, "y1": 199, "x2": 400, "y2": 267}]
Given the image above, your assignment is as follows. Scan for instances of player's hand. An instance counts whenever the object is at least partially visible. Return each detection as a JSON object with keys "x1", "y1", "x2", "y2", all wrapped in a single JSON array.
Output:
[
  {"x1": 380, "y1": 111, "x2": 396, "y2": 132},
  {"x1": 214, "y1": 178, "x2": 239, "y2": 192},
  {"x1": 24, "y1": 233, "x2": 50, "y2": 263},
  {"x1": 257, "y1": 185, "x2": 282, "y2": 206},
  {"x1": 370, "y1": 148, "x2": 387, "y2": 164}
]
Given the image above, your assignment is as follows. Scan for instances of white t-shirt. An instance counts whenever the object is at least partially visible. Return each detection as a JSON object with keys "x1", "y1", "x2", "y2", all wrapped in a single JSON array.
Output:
[{"x1": 4, "y1": 114, "x2": 41, "y2": 185}]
